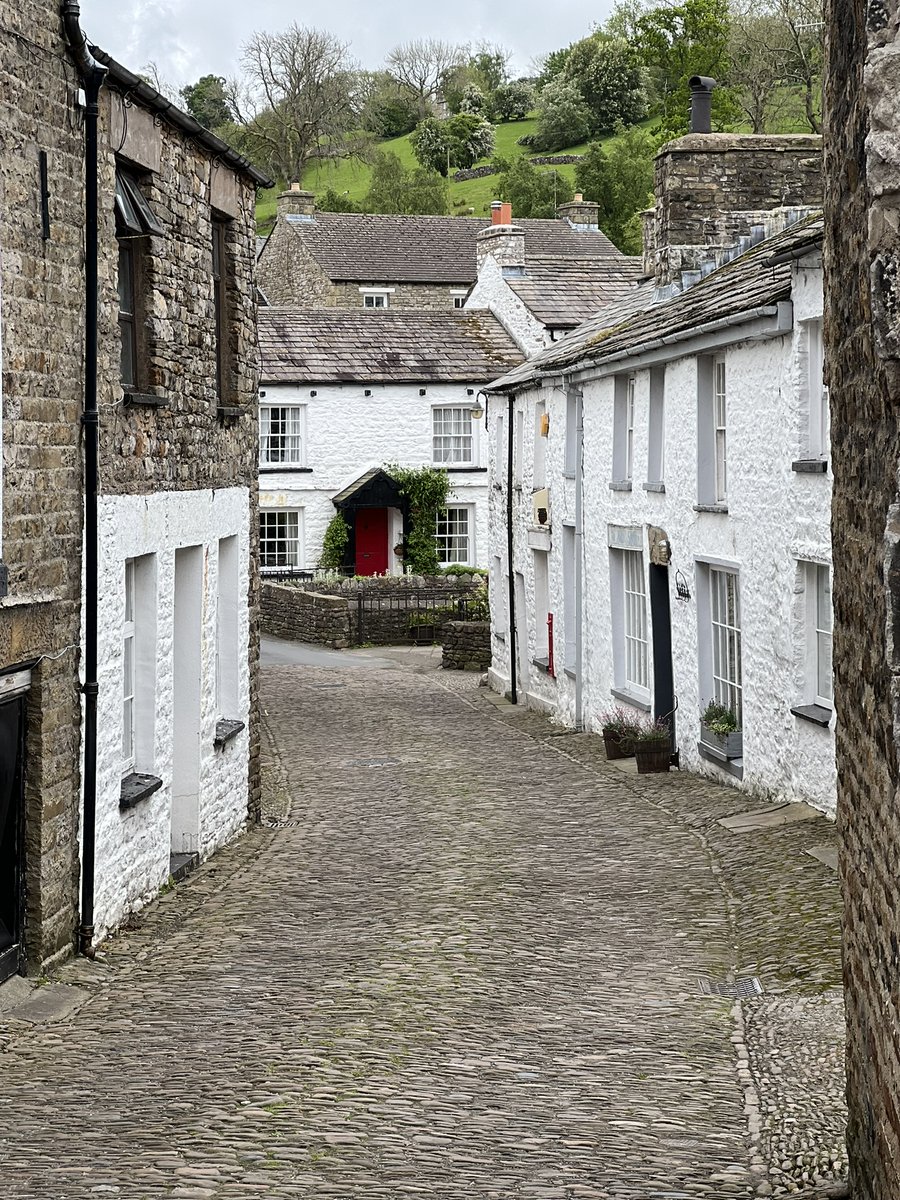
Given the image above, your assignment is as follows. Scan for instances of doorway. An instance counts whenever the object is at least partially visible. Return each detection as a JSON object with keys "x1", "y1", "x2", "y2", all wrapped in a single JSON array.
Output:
[
  {"x1": 172, "y1": 546, "x2": 202, "y2": 860},
  {"x1": 649, "y1": 563, "x2": 676, "y2": 751},
  {"x1": 355, "y1": 508, "x2": 389, "y2": 575},
  {"x1": 0, "y1": 675, "x2": 28, "y2": 984}
]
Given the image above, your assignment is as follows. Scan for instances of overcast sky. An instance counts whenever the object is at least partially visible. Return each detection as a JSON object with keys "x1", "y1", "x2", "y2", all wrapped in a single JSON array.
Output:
[{"x1": 80, "y1": 0, "x2": 615, "y2": 91}]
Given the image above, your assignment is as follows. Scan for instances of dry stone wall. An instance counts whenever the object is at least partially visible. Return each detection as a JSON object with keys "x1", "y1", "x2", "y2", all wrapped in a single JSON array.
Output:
[
  {"x1": 441, "y1": 621, "x2": 491, "y2": 671},
  {"x1": 824, "y1": 1, "x2": 900, "y2": 1196}
]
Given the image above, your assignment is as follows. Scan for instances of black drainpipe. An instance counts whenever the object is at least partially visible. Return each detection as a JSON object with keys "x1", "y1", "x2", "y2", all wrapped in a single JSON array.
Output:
[
  {"x1": 506, "y1": 394, "x2": 517, "y2": 704},
  {"x1": 61, "y1": 1, "x2": 107, "y2": 957}
]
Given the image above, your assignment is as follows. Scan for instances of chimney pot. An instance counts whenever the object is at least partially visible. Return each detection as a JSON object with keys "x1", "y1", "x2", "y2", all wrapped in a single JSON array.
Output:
[
  {"x1": 574, "y1": 192, "x2": 583, "y2": 203},
  {"x1": 290, "y1": 181, "x2": 302, "y2": 192},
  {"x1": 491, "y1": 200, "x2": 513, "y2": 225},
  {"x1": 688, "y1": 75, "x2": 716, "y2": 134}
]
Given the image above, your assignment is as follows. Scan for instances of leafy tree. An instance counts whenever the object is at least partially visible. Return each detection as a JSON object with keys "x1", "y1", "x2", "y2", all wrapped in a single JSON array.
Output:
[
  {"x1": 357, "y1": 70, "x2": 421, "y2": 138},
  {"x1": 317, "y1": 187, "x2": 360, "y2": 212},
  {"x1": 459, "y1": 84, "x2": 487, "y2": 115},
  {"x1": 180, "y1": 74, "x2": 234, "y2": 130},
  {"x1": 563, "y1": 35, "x2": 649, "y2": 134},
  {"x1": 469, "y1": 42, "x2": 512, "y2": 93},
  {"x1": 410, "y1": 114, "x2": 495, "y2": 175},
  {"x1": 531, "y1": 76, "x2": 593, "y2": 152},
  {"x1": 232, "y1": 25, "x2": 359, "y2": 182},
  {"x1": 635, "y1": 0, "x2": 737, "y2": 136},
  {"x1": 495, "y1": 156, "x2": 574, "y2": 219},
  {"x1": 575, "y1": 125, "x2": 657, "y2": 251},
  {"x1": 490, "y1": 81, "x2": 534, "y2": 121},
  {"x1": 385, "y1": 38, "x2": 468, "y2": 119},
  {"x1": 534, "y1": 45, "x2": 573, "y2": 89},
  {"x1": 364, "y1": 151, "x2": 449, "y2": 215}
]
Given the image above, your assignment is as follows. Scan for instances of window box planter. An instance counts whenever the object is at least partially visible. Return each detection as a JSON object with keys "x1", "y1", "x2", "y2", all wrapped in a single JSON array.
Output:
[
  {"x1": 699, "y1": 723, "x2": 743, "y2": 759},
  {"x1": 634, "y1": 734, "x2": 672, "y2": 774}
]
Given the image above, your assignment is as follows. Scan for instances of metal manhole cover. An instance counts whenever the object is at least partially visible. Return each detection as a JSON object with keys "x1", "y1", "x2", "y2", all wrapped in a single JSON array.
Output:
[{"x1": 699, "y1": 976, "x2": 763, "y2": 999}]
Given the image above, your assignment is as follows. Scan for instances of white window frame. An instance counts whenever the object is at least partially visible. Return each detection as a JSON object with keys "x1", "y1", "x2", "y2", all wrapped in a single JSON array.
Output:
[
  {"x1": 216, "y1": 536, "x2": 240, "y2": 718},
  {"x1": 492, "y1": 554, "x2": 507, "y2": 635},
  {"x1": 708, "y1": 566, "x2": 742, "y2": 724},
  {"x1": 564, "y1": 390, "x2": 578, "y2": 478},
  {"x1": 610, "y1": 546, "x2": 649, "y2": 700},
  {"x1": 259, "y1": 403, "x2": 306, "y2": 467},
  {"x1": 799, "y1": 560, "x2": 833, "y2": 709},
  {"x1": 714, "y1": 356, "x2": 727, "y2": 503},
  {"x1": 435, "y1": 505, "x2": 472, "y2": 566},
  {"x1": 562, "y1": 523, "x2": 576, "y2": 671},
  {"x1": 647, "y1": 365, "x2": 665, "y2": 486},
  {"x1": 451, "y1": 290, "x2": 467, "y2": 309},
  {"x1": 533, "y1": 548, "x2": 550, "y2": 661},
  {"x1": 612, "y1": 374, "x2": 634, "y2": 485},
  {"x1": 801, "y1": 318, "x2": 828, "y2": 460},
  {"x1": 359, "y1": 287, "x2": 393, "y2": 309},
  {"x1": 122, "y1": 554, "x2": 157, "y2": 777},
  {"x1": 259, "y1": 508, "x2": 303, "y2": 572},
  {"x1": 514, "y1": 407, "x2": 524, "y2": 486},
  {"x1": 122, "y1": 559, "x2": 135, "y2": 773},
  {"x1": 432, "y1": 405, "x2": 475, "y2": 466},
  {"x1": 533, "y1": 400, "x2": 547, "y2": 490}
]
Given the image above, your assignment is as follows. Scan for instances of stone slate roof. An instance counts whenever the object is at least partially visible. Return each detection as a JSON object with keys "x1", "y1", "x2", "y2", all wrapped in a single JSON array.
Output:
[
  {"x1": 506, "y1": 255, "x2": 645, "y2": 329},
  {"x1": 488, "y1": 215, "x2": 824, "y2": 392},
  {"x1": 277, "y1": 212, "x2": 621, "y2": 284},
  {"x1": 259, "y1": 308, "x2": 525, "y2": 384}
]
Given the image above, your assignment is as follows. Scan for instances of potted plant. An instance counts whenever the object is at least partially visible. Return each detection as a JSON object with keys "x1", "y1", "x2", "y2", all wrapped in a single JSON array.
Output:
[
  {"x1": 598, "y1": 707, "x2": 642, "y2": 760},
  {"x1": 699, "y1": 699, "x2": 743, "y2": 759},
  {"x1": 632, "y1": 717, "x2": 673, "y2": 774}
]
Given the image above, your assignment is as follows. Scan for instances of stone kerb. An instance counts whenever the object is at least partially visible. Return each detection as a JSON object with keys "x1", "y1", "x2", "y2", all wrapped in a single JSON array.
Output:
[{"x1": 441, "y1": 620, "x2": 492, "y2": 671}]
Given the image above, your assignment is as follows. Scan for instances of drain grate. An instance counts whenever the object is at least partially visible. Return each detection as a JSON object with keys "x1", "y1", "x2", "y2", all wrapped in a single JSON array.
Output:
[
  {"x1": 264, "y1": 818, "x2": 301, "y2": 829},
  {"x1": 343, "y1": 756, "x2": 401, "y2": 769},
  {"x1": 699, "y1": 975, "x2": 763, "y2": 999}
]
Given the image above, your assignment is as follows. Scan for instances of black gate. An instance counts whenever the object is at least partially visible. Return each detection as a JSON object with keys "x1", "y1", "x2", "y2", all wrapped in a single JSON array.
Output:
[
  {"x1": 0, "y1": 688, "x2": 27, "y2": 983},
  {"x1": 649, "y1": 563, "x2": 677, "y2": 758}
]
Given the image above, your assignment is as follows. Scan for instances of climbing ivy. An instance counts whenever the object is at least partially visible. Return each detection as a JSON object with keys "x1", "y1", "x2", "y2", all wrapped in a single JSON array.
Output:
[
  {"x1": 388, "y1": 464, "x2": 450, "y2": 576},
  {"x1": 319, "y1": 511, "x2": 350, "y2": 571}
]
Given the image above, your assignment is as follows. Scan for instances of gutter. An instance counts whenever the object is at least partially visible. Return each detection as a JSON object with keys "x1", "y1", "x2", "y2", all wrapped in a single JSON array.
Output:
[{"x1": 61, "y1": 0, "x2": 106, "y2": 957}]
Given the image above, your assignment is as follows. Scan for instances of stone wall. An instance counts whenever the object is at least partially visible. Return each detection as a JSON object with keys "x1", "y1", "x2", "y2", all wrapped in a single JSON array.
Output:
[
  {"x1": 824, "y1": 1, "x2": 900, "y2": 1195},
  {"x1": 442, "y1": 621, "x2": 491, "y2": 670},
  {"x1": 261, "y1": 583, "x2": 353, "y2": 648},
  {"x1": 653, "y1": 134, "x2": 822, "y2": 282},
  {"x1": 0, "y1": 0, "x2": 88, "y2": 972}
]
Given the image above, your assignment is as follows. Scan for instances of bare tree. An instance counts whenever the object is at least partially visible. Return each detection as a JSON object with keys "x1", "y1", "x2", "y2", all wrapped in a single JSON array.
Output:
[
  {"x1": 385, "y1": 38, "x2": 468, "y2": 119},
  {"x1": 232, "y1": 25, "x2": 360, "y2": 183},
  {"x1": 727, "y1": 0, "x2": 823, "y2": 133},
  {"x1": 771, "y1": 0, "x2": 823, "y2": 134}
]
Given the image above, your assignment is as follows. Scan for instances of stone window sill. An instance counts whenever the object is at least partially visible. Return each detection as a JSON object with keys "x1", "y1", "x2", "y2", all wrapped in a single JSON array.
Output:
[
  {"x1": 693, "y1": 502, "x2": 729, "y2": 514},
  {"x1": 792, "y1": 458, "x2": 828, "y2": 474},
  {"x1": 446, "y1": 466, "x2": 488, "y2": 473},
  {"x1": 214, "y1": 718, "x2": 246, "y2": 749},
  {"x1": 791, "y1": 703, "x2": 832, "y2": 728},
  {"x1": 124, "y1": 391, "x2": 169, "y2": 409},
  {"x1": 610, "y1": 687, "x2": 650, "y2": 712},
  {"x1": 120, "y1": 772, "x2": 163, "y2": 811},
  {"x1": 642, "y1": 481, "x2": 666, "y2": 493},
  {"x1": 609, "y1": 480, "x2": 633, "y2": 492},
  {"x1": 260, "y1": 465, "x2": 312, "y2": 474},
  {"x1": 533, "y1": 655, "x2": 552, "y2": 674},
  {"x1": 697, "y1": 743, "x2": 744, "y2": 779}
]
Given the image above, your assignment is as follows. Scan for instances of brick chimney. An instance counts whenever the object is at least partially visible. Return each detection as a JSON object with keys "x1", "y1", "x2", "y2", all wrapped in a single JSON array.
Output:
[
  {"x1": 478, "y1": 203, "x2": 525, "y2": 275},
  {"x1": 277, "y1": 183, "x2": 316, "y2": 221},
  {"x1": 557, "y1": 193, "x2": 600, "y2": 231}
]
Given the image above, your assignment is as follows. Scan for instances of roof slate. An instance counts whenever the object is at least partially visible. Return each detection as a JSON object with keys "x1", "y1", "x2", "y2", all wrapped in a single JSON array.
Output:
[
  {"x1": 278, "y1": 212, "x2": 621, "y2": 284},
  {"x1": 506, "y1": 255, "x2": 645, "y2": 328},
  {"x1": 259, "y1": 308, "x2": 525, "y2": 384},
  {"x1": 488, "y1": 215, "x2": 823, "y2": 392}
]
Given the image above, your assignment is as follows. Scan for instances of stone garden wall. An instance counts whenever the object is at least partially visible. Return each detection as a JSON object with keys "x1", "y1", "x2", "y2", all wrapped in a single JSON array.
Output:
[{"x1": 441, "y1": 621, "x2": 491, "y2": 671}]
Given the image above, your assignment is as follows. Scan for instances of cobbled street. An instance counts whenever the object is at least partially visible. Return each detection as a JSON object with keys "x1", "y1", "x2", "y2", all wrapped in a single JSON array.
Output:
[{"x1": 0, "y1": 642, "x2": 846, "y2": 1199}]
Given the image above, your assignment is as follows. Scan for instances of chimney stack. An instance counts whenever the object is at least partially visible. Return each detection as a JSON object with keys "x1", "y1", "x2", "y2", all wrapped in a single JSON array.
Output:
[
  {"x1": 277, "y1": 183, "x2": 316, "y2": 221},
  {"x1": 477, "y1": 215, "x2": 526, "y2": 275},
  {"x1": 557, "y1": 193, "x2": 600, "y2": 231},
  {"x1": 491, "y1": 200, "x2": 513, "y2": 226},
  {"x1": 689, "y1": 76, "x2": 716, "y2": 134}
]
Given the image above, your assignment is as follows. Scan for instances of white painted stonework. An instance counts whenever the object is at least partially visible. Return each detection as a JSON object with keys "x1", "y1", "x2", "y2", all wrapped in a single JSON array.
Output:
[
  {"x1": 488, "y1": 256, "x2": 836, "y2": 814},
  {"x1": 260, "y1": 382, "x2": 489, "y2": 571},
  {"x1": 464, "y1": 254, "x2": 548, "y2": 356},
  {"x1": 88, "y1": 487, "x2": 252, "y2": 938}
]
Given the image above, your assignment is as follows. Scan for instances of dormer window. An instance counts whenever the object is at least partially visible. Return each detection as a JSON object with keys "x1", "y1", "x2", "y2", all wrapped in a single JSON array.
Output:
[{"x1": 359, "y1": 287, "x2": 393, "y2": 309}]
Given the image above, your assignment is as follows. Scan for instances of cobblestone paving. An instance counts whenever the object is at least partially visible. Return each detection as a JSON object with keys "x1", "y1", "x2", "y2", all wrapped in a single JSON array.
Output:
[{"x1": 0, "y1": 654, "x2": 845, "y2": 1198}]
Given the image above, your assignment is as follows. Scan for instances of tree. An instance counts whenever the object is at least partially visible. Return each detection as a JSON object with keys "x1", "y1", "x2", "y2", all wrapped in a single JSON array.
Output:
[
  {"x1": 727, "y1": 0, "x2": 823, "y2": 133},
  {"x1": 531, "y1": 77, "x2": 593, "y2": 152},
  {"x1": 469, "y1": 42, "x2": 512, "y2": 93},
  {"x1": 410, "y1": 114, "x2": 495, "y2": 175},
  {"x1": 563, "y1": 35, "x2": 649, "y2": 134},
  {"x1": 575, "y1": 125, "x2": 657, "y2": 251},
  {"x1": 491, "y1": 81, "x2": 535, "y2": 121},
  {"x1": 385, "y1": 38, "x2": 468, "y2": 119},
  {"x1": 317, "y1": 187, "x2": 360, "y2": 212},
  {"x1": 232, "y1": 25, "x2": 359, "y2": 183},
  {"x1": 357, "y1": 70, "x2": 421, "y2": 138},
  {"x1": 180, "y1": 74, "x2": 234, "y2": 130},
  {"x1": 496, "y1": 156, "x2": 574, "y2": 219},
  {"x1": 364, "y1": 151, "x2": 449, "y2": 214},
  {"x1": 768, "y1": 0, "x2": 823, "y2": 134},
  {"x1": 534, "y1": 45, "x2": 573, "y2": 89},
  {"x1": 635, "y1": 0, "x2": 737, "y2": 135},
  {"x1": 459, "y1": 84, "x2": 487, "y2": 115}
]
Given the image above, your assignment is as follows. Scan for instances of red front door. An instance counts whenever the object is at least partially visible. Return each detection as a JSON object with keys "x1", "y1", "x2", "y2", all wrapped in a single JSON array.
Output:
[{"x1": 355, "y1": 508, "x2": 389, "y2": 575}]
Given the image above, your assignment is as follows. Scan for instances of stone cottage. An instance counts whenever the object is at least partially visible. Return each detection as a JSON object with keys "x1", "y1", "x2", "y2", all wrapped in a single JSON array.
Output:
[{"x1": 257, "y1": 308, "x2": 522, "y2": 574}]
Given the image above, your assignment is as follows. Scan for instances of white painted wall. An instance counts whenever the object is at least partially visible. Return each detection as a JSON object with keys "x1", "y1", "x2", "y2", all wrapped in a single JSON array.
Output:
[
  {"x1": 260, "y1": 382, "x2": 490, "y2": 571},
  {"x1": 488, "y1": 257, "x2": 836, "y2": 814},
  {"x1": 90, "y1": 486, "x2": 252, "y2": 939},
  {"x1": 464, "y1": 254, "x2": 548, "y2": 356}
]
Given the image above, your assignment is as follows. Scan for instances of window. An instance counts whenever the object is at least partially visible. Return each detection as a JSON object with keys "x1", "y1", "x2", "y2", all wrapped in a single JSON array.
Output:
[
  {"x1": 364, "y1": 293, "x2": 387, "y2": 308},
  {"x1": 492, "y1": 555, "x2": 507, "y2": 634},
  {"x1": 533, "y1": 401, "x2": 547, "y2": 490},
  {"x1": 260, "y1": 509, "x2": 302, "y2": 571},
  {"x1": 647, "y1": 366, "x2": 665, "y2": 486},
  {"x1": 564, "y1": 390, "x2": 579, "y2": 477},
  {"x1": 432, "y1": 407, "x2": 473, "y2": 465},
  {"x1": 495, "y1": 411, "x2": 505, "y2": 476},
  {"x1": 562, "y1": 524, "x2": 576, "y2": 671},
  {"x1": 260, "y1": 405, "x2": 305, "y2": 466},
  {"x1": 709, "y1": 567, "x2": 742, "y2": 723},
  {"x1": 435, "y1": 507, "x2": 470, "y2": 565},
  {"x1": 617, "y1": 549, "x2": 648, "y2": 693},
  {"x1": 216, "y1": 537, "x2": 239, "y2": 717},
  {"x1": 611, "y1": 374, "x2": 635, "y2": 486},
  {"x1": 697, "y1": 356, "x2": 728, "y2": 507},
  {"x1": 802, "y1": 319, "x2": 828, "y2": 459},
  {"x1": 533, "y1": 549, "x2": 550, "y2": 661},
  {"x1": 212, "y1": 216, "x2": 232, "y2": 402},
  {"x1": 122, "y1": 554, "x2": 157, "y2": 777},
  {"x1": 514, "y1": 408, "x2": 524, "y2": 486},
  {"x1": 798, "y1": 562, "x2": 832, "y2": 709},
  {"x1": 451, "y1": 291, "x2": 467, "y2": 309},
  {"x1": 115, "y1": 168, "x2": 163, "y2": 390}
]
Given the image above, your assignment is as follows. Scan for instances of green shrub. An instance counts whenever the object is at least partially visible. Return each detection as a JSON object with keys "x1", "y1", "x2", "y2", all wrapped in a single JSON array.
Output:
[{"x1": 319, "y1": 512, "x2": 350, "y2": 571}]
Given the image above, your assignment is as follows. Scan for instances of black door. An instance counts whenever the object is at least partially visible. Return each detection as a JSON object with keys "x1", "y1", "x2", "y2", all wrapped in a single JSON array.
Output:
[
  {"x1": 649, "y1": 564, "x2": 676, "y2": 752},
  {"x1": 0, "y1": 695, "x2": 26, "y2": 983}
]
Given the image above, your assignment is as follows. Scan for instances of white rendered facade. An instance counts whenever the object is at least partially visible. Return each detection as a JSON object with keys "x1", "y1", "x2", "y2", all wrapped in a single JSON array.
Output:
[
  {"x1": 89, "y1": 487, "x2": 252, "y2": 938},
  {"x1": 487, "y1": 255, "x2": 836, "y2": 814},
  {"x1": 259, "y1": 382, "x2": 490, "y2": 573}
]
